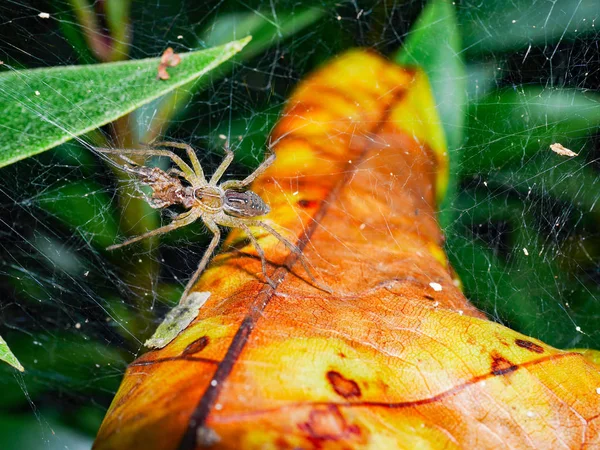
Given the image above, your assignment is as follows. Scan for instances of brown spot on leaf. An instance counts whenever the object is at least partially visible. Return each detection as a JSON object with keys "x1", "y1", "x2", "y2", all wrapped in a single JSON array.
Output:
[
  {"x1": 423, "y1": 294, "x2": 434, "y2": 301},
  {"x1": 182, "y1": 336, "x2": 209, "y2": 356},
  {"x1": 298, "y1": 199, "x2": 318, "y2": 209},
  {"x1": 327, "y1": 370, "x2": 361, "y2": 399},
  {"x1": 298, "y1": 405, "x2": 361, "y2": 443},
  {"x1": 491, "y1": 354, "x2": 518, "y2": 376},
  {"x1": 515, "y1": 339, "x2": 544, "y2": 354}
]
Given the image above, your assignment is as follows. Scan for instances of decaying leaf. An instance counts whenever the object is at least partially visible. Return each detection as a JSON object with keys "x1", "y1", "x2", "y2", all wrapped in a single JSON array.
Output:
[
  {"x1": 94, "y1": 50, "x2": 600, "y2": 450},
  {"x1": 145, "y1": 292, "x2": 211, "y2": 349},
  {"x1": 550, "y1": 142, "x2": 578, "y2": 157}
]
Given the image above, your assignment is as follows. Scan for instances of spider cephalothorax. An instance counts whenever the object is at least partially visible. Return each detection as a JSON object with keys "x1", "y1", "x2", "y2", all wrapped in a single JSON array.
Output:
[
  {"x1": 223, "y1": 190, "x2": 270, "y2": 218},
  {"x1": 97, "y1": 142, "x2": 324, "y2": 300}
]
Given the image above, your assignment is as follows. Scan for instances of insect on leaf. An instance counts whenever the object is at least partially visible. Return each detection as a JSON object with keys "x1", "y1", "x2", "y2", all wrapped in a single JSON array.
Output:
[{"x1": 94, "y1": 51, "x2": 600, "y2": 450}]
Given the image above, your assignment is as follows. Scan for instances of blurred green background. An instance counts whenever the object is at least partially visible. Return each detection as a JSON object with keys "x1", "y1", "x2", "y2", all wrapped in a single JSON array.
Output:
[{"x1": 0, "y1": 0, "x2": 599, "y2": 447}]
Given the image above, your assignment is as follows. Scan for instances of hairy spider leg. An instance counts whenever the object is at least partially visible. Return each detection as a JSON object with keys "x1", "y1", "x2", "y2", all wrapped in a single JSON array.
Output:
[
  {"x1": 233, "y1": 218, "x2": 332, "y2": 293},
  {"x1": 96, "y1": 148, "x2": 198, "y2": 183},
  {"x1": 180, "y1": 219, "x2": 221, "y2": 301},
  {"x1": 237, "y1": 222, "x2": 277, "y2": 288},
  {"x1": 209, "y1": 145, "x2": 235, "y2": 186},
  {"x1": 106, "y1": 210, "x2": 201, "y2": 251},
  {"x1": 167, "y1": 168, "x2": 187, "y2": 178},
  {"x1": 220, "y1": 153, "x2": 276, "y2": 190},
  {"x1": 152, "y1": 141, "x2": 207, "y2": 184}
]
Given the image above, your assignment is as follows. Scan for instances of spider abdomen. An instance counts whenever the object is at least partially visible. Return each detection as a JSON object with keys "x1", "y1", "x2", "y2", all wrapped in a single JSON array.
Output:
[{"x1": 223, "y1": 189, "x2": 270, "y2": 218}]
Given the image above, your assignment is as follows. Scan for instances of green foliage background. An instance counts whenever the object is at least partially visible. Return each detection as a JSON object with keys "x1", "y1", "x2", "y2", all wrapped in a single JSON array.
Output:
[{"x1": 0, "y1": 0, "x2": 598, "y2": 447}]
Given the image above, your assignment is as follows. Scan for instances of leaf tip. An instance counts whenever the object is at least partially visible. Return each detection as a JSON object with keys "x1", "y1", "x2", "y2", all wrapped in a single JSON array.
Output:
[
  {"x1": 232, "y1": 35, "x2": 253, "y2": 52},
  {"x1": 0, "y1": 335, "x2": 25, "y2": 372}
]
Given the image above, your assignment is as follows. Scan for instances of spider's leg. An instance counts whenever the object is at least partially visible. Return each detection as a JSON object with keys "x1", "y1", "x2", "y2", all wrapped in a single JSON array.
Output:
[
  {"x1": 167, "y1": 168, "x2": 187, "y2": 178},
  {"x1": 153, "y1": 141, "x2": 207, "y2": 184},
  {"x1": 96, "y1": 147, "x2": 197, "y2": 182},
  {"x1": 209, "y1": 144, "x2": 234, "y2": 186},
  {"x1": 106, "y1": 210, "x2": 199, "y2": 251},
  {"x1": 220, "y1": 153, "x2": 275, "y2": 190},
  {"x1": 248, "y1": 220, "x2": 332, "y2": 293},
  {"x1": 237, "y1": 222, "x2": 277, "y2": 288},
  {"x1": 180, "y1": 220, "x2": 220, "y2": 301}
]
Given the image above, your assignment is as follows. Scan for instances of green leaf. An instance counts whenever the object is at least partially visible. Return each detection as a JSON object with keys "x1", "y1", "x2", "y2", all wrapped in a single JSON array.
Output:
[
  {"x1": 394, "y1": 0, "x2": 466, "y2": 229},
  {"x1": 0, "y1": 37, "x2": 251, "y2": 168},
  {"x1": 462, "y1": 87, "x2": 600, "y2": 176},
  {"x1": 460, "y1": 0, "x2": 600, "y2": 54},
  {"x1": 145, "y1": 291, "x2": 211, "y2": 349},
  {"x1": 0, "y1": 335, "x2": 24, "y2": 372},
  {"x1": 395, "y1": 0, "x2": 465, "y2": 150}
]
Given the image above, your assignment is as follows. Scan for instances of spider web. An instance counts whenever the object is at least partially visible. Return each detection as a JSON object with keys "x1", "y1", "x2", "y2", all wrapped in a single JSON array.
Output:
[{"x1": 0, "y1": 0, "x2": 599, "y2": 448}]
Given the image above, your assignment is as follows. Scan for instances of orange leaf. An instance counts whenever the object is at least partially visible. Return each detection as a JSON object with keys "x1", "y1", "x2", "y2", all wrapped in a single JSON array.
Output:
[{"x1": 94, "y1": 50, "x2": 600, "y2": 450}]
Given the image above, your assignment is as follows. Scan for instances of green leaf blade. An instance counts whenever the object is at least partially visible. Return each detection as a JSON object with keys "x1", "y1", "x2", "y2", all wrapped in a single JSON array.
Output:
[
  {"x1": 393, "y1": 0, "x2": 466, "y2": 229},
  {"x1": 394, "y1": 0, "x2": 466, "y2": 151},
  {"x1": 0, "y1": 335, "x2": 24, "y2": 372},
  {"x1": 0, "y1": 37, "x2": 251, "y2": 168}
]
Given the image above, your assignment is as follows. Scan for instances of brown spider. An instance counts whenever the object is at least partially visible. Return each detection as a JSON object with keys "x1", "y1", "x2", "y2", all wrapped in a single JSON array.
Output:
[{"x1": 96, "y1": 142, "x2": 324, "y2": 300}]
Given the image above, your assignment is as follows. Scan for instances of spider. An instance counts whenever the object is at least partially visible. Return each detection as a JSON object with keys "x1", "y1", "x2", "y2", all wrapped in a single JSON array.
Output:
[{"x1": 96, "y1": 142, "x2": 325, "y2": 300}]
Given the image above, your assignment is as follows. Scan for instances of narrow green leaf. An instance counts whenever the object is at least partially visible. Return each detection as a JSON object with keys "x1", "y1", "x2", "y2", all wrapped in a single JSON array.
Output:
[
  {"x1": 460, "y1": 0, "x2": 600, "y2": 54},
  {"x1": 395, "y1": 0, "x2": 466, "y2": 151},
  {"x1": 0, "y1": 37, "x2": 251, "y2": 168},
  {"x1": 0, "y1": 335, "x2": 24, "y2": 372},
  {"x1": 463, "y1": 87, "x2": 600, "y2": 176},
  {"x1": 394, "y1": 0, "x2": 466, "y2": 229},
  {"x1": 145, "y1": 292, "x2": 211, "y2": 349}
]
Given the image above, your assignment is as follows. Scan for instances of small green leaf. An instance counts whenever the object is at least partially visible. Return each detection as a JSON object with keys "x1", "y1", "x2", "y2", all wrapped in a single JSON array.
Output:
[
  {"x1": 463, "y1": 87, "x2": 600, "y2": 176},
  {"x1": 0, "y1": 37, "x2": 251, "y2": 168},
  {"x1": 145, "y1": 291, "x2": 211, "y2": 349},
  {"x1": 0, "y1": 335, "x2": 24, "y2": 372}
]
